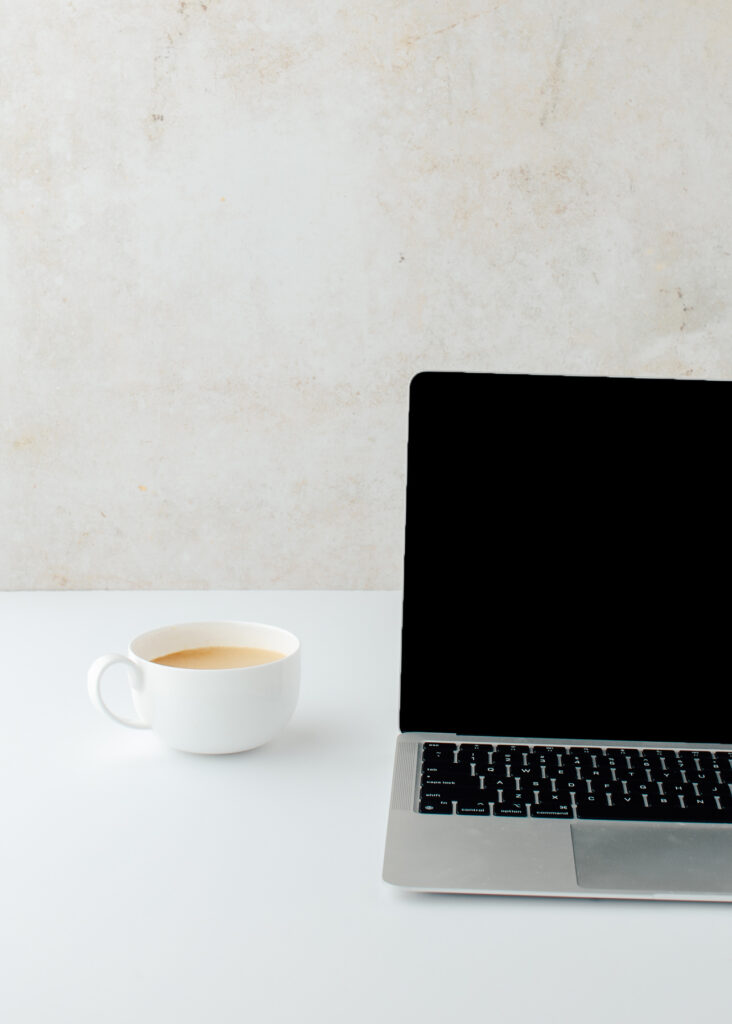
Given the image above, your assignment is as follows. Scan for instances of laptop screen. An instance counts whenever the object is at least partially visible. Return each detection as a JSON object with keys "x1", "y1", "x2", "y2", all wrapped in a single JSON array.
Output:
[{"x1": 400, "y1": 371, "x2": 731, "y2": 744}]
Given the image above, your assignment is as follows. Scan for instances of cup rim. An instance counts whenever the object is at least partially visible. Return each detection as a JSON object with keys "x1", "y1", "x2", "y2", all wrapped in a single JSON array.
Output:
[{"x1": 129, "y1": 620, "x2": 300, "y2": 671}]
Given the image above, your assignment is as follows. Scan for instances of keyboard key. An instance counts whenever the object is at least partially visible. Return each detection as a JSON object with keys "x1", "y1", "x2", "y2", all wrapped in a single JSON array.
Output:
[
  {"x1": 612, "y1": 765, "x2": 646, "y2": 781},
  {"x1": 494, "y1": 752, "x2": 526, "y2": 769},
  {"x1": 649, "y1": 766, "x2": 684, "y2": 783},
  {"x1": 677, "y1": 752, "x2": 697, "y2": 770},
  {"x1": 493, "y1": 801, "x2": 527, "y2": 817},
  {"x1": 456, "y1": 745, "x2": 492, "y2": 765},
  {"x1": 479, "y1": 763, "x2": 512, "y2": 780},
  {"x1": 692, "y1": 751, "x2": 714, "y2": 764},
  {"x1": 456, "y1": 799, "x2": 490, "y2": 815},
  {"x1": 526, "y1": 752, "x2": 559, "y2": 770},
  {"x1": 553, "y1": 779, "x2": 591, "y2": 798},
  {"x1": 530, "y1": 801, "x2": 574, "y2": 819},
  {"x1": 419, "y1": 798, "x2": 453, "y2": 814},
  {"x1": 420, "y1": 787, "x2": 449, "y2": 801},
  {"x1": 422, "y1": 751, "x2": 456, "y2": 766},
  {"x1": 421, "y1": 783, "x2": 476, "y2": 801},
  {"x1": 422, "y1": 763, "x2": 474, "y2": 783}
]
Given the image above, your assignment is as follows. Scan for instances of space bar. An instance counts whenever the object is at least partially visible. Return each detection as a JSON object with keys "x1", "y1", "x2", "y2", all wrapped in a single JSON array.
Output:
[{"x1": 575, "y1": 800, "x2": 732, "y2": 823}]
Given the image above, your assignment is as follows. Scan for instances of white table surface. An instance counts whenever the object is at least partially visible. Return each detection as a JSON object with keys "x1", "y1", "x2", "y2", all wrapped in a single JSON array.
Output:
[{"x1": 2, "y1": 590, "x2": 732, "y2": 1022}]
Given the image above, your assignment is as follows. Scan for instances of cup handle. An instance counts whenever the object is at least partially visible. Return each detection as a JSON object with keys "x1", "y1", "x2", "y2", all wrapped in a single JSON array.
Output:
[{"x1": 87, "y1": 654, "x2": 151, "y2": 729}]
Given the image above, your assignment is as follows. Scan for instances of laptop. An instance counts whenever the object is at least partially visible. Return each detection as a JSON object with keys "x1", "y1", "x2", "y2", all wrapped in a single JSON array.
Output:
[{"x1": 383, "y1": 370, "x2": 732, "y2": 900}]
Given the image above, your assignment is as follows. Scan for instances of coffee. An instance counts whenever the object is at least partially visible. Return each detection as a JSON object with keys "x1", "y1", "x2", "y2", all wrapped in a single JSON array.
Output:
[{"x1": 152, "y1": 646, "x2": 285, "y2": 670}]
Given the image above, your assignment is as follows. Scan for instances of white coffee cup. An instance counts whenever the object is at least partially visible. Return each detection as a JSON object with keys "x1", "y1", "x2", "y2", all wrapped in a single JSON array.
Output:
[{"x1": 87, "y1": 621, "x2": 300, "y2": 754}]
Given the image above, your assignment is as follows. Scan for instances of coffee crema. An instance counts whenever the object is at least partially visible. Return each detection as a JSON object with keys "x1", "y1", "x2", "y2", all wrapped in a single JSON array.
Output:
[{"x1": 152, "y1": 645, "x2": 285, "y2": 670}]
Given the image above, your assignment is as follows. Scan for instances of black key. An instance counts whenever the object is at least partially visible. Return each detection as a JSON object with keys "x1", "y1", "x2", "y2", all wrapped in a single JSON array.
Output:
[
  {"x1": 652, "y1": 795, "x2": 684, "y2": 814},
  {"x1": 565, "y1": 761, "x2": 595, "y2": 780},
  {"x1": 419, "y1": 798, "x2": 453, "y2": 814},
  {"x1": 530, "y1": 801, "x2": 574, "y2": 819},
  {"x1": 685, "y1": 794, "x2": 722, "y2": 812},
  {"x1": 526, "y1": 752, "x2": 559, "y2": 770},
  {"x1": 640, "y1": 750, "x2": 664, "y2": 769},
  {"x1": 420, "y1": 787, "x2": 448, "y2": 801},
  {"x1": 593, "y1": 779, "x2": 619, "y2": 795},
  {"x1": 628, "y1": 779, "x2": 655, "y2": 795},
  {"x1": 457, "y1": 745, "x2": 492, "y2": 765},
  {"x1": 650, "y1": 766, "x2": 684, "y2": 783},
  {"x1": 677, "y1": 752, "x2": 697, "y2": 769},
  {"x1": 553, "y1": 778, "x2": 591, "y2": 798},
  {"x1": 613, "y1": 765, "x2": 646, "y2": 782},
  {"x1": 456, "y1": 799, "x2": 490, "y2": 815},
  {"x1": 479, "y1": 763, "x2": 512, "y2": 780},
  {"x1": 422, "y1": 748, "x2": 456, "y2": 764},
  {"x1": 595, "y1": 754, "x2": 623, "y2": 771},
  {"x1": 423, "y1": 742, "x2": 456, "y2": 754},
  {"x1": 661, "y1": 780, "x2": 686, "y2": 797},
  {"x1": 422, "y1": 763, "x2": 473, "y2": 783},
  {"x1": 704, "y1": 785, "x2": 732, "y2": 807},
  {"x1": 493, "y1": 753, "x2": 526, "y2": 769},
  {"x1": 496, "y1": 744, "x2": 530, "y2": 754},
  {"x1": 492, "y1": 801, "x2": 527, "y2": 817}
]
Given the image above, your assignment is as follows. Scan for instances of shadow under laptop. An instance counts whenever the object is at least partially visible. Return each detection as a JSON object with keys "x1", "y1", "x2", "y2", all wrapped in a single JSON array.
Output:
[{"x1": 389, "y1": 889, "x2": 732, "y2": 912}]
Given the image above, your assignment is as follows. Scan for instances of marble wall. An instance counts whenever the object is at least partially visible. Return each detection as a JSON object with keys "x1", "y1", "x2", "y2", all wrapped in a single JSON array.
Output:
[{"x1": 3, "y1": 1, "x2": 732, "y2": 589}]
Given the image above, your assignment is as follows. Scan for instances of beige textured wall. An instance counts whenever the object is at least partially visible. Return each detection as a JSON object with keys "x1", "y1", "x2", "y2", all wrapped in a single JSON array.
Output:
[{"x1": 3, "y1": 1, "x2": 732, "y2": 589}]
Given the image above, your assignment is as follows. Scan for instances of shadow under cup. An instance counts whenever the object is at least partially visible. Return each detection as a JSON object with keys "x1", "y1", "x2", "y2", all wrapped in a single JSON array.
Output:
[{"x1": 129, "y1": 621, "x2": 300, "y2": 754}]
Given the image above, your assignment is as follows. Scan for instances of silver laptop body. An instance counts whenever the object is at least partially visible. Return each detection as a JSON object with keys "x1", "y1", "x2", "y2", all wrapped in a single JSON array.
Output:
[{"x1": 383, "y1": 373, "x2": 732, "y2": 900}]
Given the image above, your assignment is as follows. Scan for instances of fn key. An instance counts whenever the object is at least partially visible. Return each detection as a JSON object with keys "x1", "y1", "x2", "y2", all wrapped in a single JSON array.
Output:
[{"x1": 419, "y1": 798, "x2": 452, "y2": 814}]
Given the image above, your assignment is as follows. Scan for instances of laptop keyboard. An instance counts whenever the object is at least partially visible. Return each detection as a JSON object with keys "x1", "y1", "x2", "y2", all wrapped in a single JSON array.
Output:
[{"x1": 419, "y1": 743, "x2": 732, "y2": 822}]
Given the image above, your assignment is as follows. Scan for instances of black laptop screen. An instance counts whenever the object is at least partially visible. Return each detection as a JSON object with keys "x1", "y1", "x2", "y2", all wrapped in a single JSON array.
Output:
[{"x1": 400, "y1": 371, "x2": 731, "y2": 744}]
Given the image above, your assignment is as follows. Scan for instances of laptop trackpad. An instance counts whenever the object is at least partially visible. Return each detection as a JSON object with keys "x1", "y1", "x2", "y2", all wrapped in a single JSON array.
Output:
[{"x1": 571, "y1": 824, "x2": 732, "y2": 894}]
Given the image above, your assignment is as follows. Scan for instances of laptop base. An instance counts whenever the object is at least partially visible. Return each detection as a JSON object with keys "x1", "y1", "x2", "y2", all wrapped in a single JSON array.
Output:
[{"x1": 384, "y1": 735, "x2": 732, "y2": 902}]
